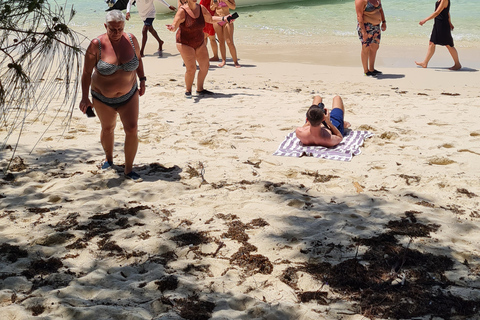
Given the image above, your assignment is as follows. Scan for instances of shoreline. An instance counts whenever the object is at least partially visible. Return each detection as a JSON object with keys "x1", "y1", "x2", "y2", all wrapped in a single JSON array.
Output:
[{"x1": 73, "y1": 22, "x2": 480, "y2": 70}]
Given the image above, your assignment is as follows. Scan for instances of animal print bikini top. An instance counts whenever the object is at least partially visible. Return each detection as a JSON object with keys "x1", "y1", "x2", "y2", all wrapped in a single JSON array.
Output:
[
  {"x1": 95, "y1": 34, "x2": 139, "y2": 76},
  {"x1": 365, "y1": 1, "x2": 381, "y2": 12}
]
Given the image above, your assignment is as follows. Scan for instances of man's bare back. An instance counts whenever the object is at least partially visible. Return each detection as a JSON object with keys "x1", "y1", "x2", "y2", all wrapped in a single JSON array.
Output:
[{"x1": 295, "y1": 95, "x2": 348, "y2": 148}]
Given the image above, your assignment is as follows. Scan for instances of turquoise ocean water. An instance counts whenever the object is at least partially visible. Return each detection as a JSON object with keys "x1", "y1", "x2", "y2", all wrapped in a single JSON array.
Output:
[{"x1": 67, "y1": 0, "x2": 479, "y2": 66}]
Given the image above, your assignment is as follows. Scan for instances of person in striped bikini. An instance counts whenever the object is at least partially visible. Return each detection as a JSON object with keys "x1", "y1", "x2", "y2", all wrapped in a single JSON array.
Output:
[{"x1": 79, "y1": 10, "x2": 145, "y2": 181}]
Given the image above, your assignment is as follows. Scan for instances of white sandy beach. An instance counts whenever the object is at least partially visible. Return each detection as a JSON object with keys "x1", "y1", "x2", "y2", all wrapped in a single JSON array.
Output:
[{"x1": 1, "y1": 31, "x2": 480, "y2": 320}]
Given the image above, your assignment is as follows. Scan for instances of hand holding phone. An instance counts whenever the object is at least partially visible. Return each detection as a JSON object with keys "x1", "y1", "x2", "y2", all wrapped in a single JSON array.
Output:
[
  {"x1": 86, "y1": 106, "x2": 96, "y2": 118},
  {"x1": 227, "y1": 12, "x2": 239, "y2": 23}
]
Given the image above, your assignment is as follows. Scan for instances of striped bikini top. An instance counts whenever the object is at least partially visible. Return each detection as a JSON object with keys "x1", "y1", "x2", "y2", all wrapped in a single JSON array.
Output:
[{"x1": 95, "y1": 34, "x2": 139, "y2": 76}]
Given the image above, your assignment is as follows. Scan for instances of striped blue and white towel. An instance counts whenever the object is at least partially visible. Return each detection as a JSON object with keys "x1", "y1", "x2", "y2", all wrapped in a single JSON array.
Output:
[{"x1": 274, "y1": 130, "x2": 373, "y2": 161}]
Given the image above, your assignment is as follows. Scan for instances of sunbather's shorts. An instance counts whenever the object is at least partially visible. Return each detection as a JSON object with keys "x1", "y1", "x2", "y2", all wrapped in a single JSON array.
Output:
[
  {"x1": 329, "y1": 108, "x2": 345, "y2": 136},
  {"x1": 144, "y1": 18, "x2": 155, "y2": 26}
]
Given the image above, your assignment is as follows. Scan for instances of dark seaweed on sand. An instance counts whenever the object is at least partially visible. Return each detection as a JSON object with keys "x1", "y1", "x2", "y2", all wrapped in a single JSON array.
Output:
[
  {"x1": 0, "y1": 243, "x2": 28, "y2": 262},
  {"x1": 21, "y1": 257, "x2": 63, "y2": 279},
  {"x1": 155, "y1": 275, "x2": 179, "y2": 292},
  {"x1": 221, "y1": 216, "x2": 274, "y2": 275},
  {"x1": 176, "y1": 295, "x2": 216, "y2": 320},
  {"x1": 283, "y1": 212, "x2": 478, "y2": 319},
  {"x1": 171, "y1": 231, "x2": 211, "y2": 247}
]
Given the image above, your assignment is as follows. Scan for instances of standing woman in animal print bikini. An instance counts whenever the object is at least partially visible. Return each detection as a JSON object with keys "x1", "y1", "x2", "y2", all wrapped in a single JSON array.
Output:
[
  {"x1": 168, "y1": 0, "x2": 228, "y2": 97},
  {"x1": 355, "y1": 0, "x2": 386, "y2": 76},
  {"x1": 211, "y1": 0, "x2": 239, "y2": 68},
  {"x1": 79, "y1": 10, "x2": 145, "y2": 181}
]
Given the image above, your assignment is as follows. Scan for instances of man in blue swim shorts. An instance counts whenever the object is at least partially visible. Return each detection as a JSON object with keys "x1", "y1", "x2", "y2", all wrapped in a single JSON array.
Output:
[
  {"x1": 126, "y1": 0, "x2": 175, "y2": 57},
  {"x1": 295, "y1": 95, "x2": 350, "y2": 147}
]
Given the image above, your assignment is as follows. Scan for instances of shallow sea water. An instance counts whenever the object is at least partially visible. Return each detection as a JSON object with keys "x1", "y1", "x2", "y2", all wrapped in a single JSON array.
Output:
[{"x1": 67, "y1": 0, "x2": 480, "y2": 67}]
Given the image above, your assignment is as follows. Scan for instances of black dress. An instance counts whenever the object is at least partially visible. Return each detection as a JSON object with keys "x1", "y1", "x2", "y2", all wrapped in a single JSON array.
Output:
[{"x1": 430, "y1": 0, "x2": 454, "y2": 46}]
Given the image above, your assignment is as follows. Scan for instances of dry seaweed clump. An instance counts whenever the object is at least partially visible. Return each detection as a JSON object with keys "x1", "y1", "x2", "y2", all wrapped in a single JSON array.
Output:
[
  {"x1": 21, "y1": 257, "x2": 63, "y2": 279},
  {"x1": 386, "y1": 211, "x2": 440, "y2": 237},
  {"x1": 222, "y1": 220, "x2": 249, "y2": 243},
  {"x1": 170, "y1": 231, "x2": 211, "y2": 247},
  {"x1": 0, "y1": 243, "x2": 28, "y2": 262},
  {"x1": 230, "y1": 245, "x2": 273, "y2": 275},
  {"x1": 302, "y1": 170, "x2": 340, "y2": 183},
  {"x1": 28, "y1": 304, "x2": 46, "y2": 316},
  {"x1": 8, "y1": 156, "x2": 27, "y2": 172},
  {"x1": 155, "y1": 275, "x2": 179, "y2": 292},
  {"x1": 284, "y1": 212, "x2": 479, "y2": 319},
  {"x1": 220, "y1": 216, "x2": 273, "y2": 275},
  {"x1": 298, "y1": 291, "x2": 329, "y2": 304},
  {"x1": 176, "y1": 295, "x2": 215, "y2": 320}
]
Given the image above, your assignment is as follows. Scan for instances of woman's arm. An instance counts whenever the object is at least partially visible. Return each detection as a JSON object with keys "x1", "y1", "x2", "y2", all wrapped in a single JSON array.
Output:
[
  {"x1": 448, "y1": 12, "x2": 454, "y2": 30},
  {"x1": 167, "y1": 7, "x2": 186, "y2": 31},
  {"x1": 379, "y1": 5, "x2": 386, "y2": 31},
  {"x1": 210, "y1": 0, "x2": 218, "y2": 11},
  {"x1": 420, "y1": 0, "x2": 448, "y2": 25},
  {"x1": 126, "y1": 0, "x2": 135, "y2": 20},
  {"x1": 79, "y1": 40, "x2": 98, "y2": 112},
  {"x1": 156, "y1": 0, "x2": 176, "y2": 11},
  {"x1": 355, "y1": 0, "x2": 367, "y2": 38},
  {"x1": 355, "y1": 0, "x2": 366, "y2": 24},
  {"x1": 201, "y1": 5, "x2": 225, "y2": 24},
  {"x1": 131, "y1": 35, "x2": 146, "y2": 96},
  {"x1": 225, "y1": 0, "x2": 236, "y2": 10}
]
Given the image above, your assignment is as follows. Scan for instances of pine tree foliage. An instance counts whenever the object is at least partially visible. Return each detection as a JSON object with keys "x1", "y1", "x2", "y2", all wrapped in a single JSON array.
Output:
[{"x1": 0, "y1": 0, "x2": 83, "y2": 166}]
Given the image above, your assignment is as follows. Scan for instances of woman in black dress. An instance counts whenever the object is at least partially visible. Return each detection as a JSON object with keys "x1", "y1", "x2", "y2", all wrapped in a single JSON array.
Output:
[{"x1": 415, "y1": 0, "x2": 461, "y2": 70}]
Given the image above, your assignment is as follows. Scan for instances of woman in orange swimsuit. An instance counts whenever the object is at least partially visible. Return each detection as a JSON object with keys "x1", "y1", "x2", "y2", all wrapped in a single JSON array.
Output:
[
  {"x1": 211, "y1": 0, "x2": 239, "y2": 68},
  {"x1": 168, "y1": 0, "x2": 227, "y2": 97}
]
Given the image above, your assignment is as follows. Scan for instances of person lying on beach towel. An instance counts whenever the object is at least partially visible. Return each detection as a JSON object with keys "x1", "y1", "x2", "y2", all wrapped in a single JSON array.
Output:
[{"x1": 295, "y1": 95, "x2": 351, "y2": 148}]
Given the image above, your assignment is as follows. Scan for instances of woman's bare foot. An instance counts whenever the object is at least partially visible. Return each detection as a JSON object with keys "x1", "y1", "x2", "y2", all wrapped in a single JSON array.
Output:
[
  {"x1": 218, "y1": 60, "x2": 226, "y2": 67},
  {"x1": 415, "y1": 61, "x2": 427, "y2": 68},
  {"x1": 158, "y1": 40, "x2": 164, "y2": 52},
  {"x1": 234, "y1": 62, "x2": 241, "y2": 68},
  {"x1": 209, "y1": 56, "x2": 219, "y2": 61},
  {"x1": 449, "y1": 64, "x2": 462, "y2": 70}
]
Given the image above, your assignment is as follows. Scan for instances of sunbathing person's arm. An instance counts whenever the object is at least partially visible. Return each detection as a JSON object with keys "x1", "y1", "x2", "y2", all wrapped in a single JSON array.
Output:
[{"x1": 321, "y1": 112, "x2": 343, "y2": 147}]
